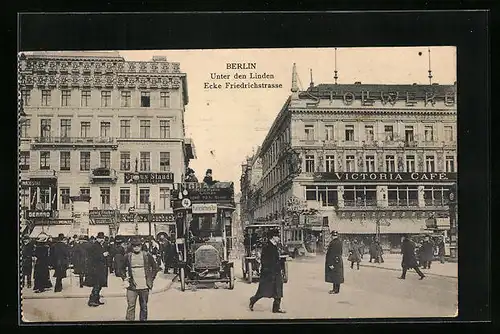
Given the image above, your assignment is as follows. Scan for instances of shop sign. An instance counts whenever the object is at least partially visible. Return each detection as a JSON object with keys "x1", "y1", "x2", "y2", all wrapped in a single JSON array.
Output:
[
  {"x1": 21, "y1": 178, "x2": 57, "y2": 187},
  {"x1": 314, "y1": 172, "x2": 457, "y2": 182},
  {"x1": 27, "y1": 210, "x2": 52, "y2": 219},
  {"x1": 34, "y1": 219, "x2": 73, "y2": 225},
  {"x1": 192, "y1": 203, "x2": 218, "y2": 214},
  {"x1": 120, "y1": 213, "x2": 175, "y2": 223},
  {"x1": 124, "y1": 172, "x2": 174, "y2": 184},
  {"x1": 89, "y1": 210, "x2": 117, "y2": 218}
]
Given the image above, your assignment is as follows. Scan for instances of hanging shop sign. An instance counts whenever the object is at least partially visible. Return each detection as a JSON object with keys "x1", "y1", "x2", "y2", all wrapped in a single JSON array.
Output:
[
  {"x1": 192, "y1": 203, "x2": 218, "y2": 214},
  {"x1": 124, "y1": 172, "x2": 174, "y2": 184},
  {"x1": 33, "y1": 219, "x2": 73, "y2": 226},
  {"x1": 314, "y1": 172, "x2": 457, "y2": 182},
  {"x1": 21, "y1": 178, "x2": 57, "y2": 187},
  {"x1": 89, "y1": 210, "x2": 117, "y2": 218},
  {"x1": 120, "y1": 213, "x2": 175, "y2": 223},
  {"x1": 26, "y1": 210, "x2": 53, "y2": 219}
]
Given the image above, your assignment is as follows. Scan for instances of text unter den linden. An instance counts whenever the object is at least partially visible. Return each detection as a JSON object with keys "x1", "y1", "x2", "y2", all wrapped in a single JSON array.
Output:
[{"x1": 204, "y1": 63, "x2": 283, "y2": 90}]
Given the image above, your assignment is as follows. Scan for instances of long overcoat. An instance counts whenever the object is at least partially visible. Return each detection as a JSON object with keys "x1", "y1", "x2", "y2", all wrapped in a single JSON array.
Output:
[
  {"x1": 347, "y1": 243, "x2": 362, "y2": 263},
  {"x1": 401, "y1": 239, "x2": 419, "y2": 269},
  {"x1": 84, "y1": 241, "x2": 108, "y2": 287},
  {"x1": 113, "y1": 244, "x2": 126, "y2": 277},
  {"x1": 33, "y1": 242, "x2": 52, "y2": 290},
  {"x1": 71, "y1": 242, "x2": 88, "y2": 275},
  {"x1": 254, "y1": 242, "x2": 283, "y2": 298},
  {"x1": 22, "y1": 242, "x2": 34, "y2": 275},
  {"x1": 325, "y1": 238, "x2": 344, "y2": 284},
  {"x1": 51, "y1": 241, "x2": 70, "y2": 278},
  {"x1": 420, "y1": 240, "x2": 434, "y2": 262}
]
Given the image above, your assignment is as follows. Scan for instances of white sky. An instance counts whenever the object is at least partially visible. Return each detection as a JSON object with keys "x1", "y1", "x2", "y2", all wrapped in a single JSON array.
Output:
[{"x1": 118, "y1": 47, "x2": 456, "y2": 194}]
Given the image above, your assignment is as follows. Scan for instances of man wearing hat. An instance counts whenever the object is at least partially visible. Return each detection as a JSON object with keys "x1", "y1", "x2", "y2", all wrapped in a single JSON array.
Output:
[
  {"x1": 203, "y1": 169, "x2": 217, "y2": 186},
  {"x1": 86, "y1": 232, "x2": 109, "y2": 307},
  {"x1": 400, "y1": 234, "x2": 425, "y2": 280},
  {"x1": 121, "y1": 237, "x2": 158, "y2": 321},
  {"x1": 185, "y1": 168, "x2": 199, "y2": 183},
  {"x1": 51, "y1": 233, "x2": 70, "y2": 293},
  {"x1": 249, "y1": 229, "x2": 285, "y2": 313},
  {"x1": 21, "y1": 235, "x2": 35, "y2": 289},
  {"x1": 325, "y1": 230, "x2": 344, "y2": 294}
]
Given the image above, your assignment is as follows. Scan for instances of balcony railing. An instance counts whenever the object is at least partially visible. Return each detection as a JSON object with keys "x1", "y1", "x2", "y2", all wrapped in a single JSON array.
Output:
[
  {"x1": 343, "y1": 199, "x2": 378, "y2": 207},
  {"x1": 29, "y1": 169, "x2": 57, "y2": 178},
  {"x1": 90, "y1": 168, "x2": 118, "y2": 183},
  {"x1": 424, "y1": 199, "x2": 449, "y2": 207},
  {"x1": 31, "y1": 137, "x2": 118, "y2": 149},
  {"x1": 388, "y1": 199, "x2": 419, "y2": 207}
]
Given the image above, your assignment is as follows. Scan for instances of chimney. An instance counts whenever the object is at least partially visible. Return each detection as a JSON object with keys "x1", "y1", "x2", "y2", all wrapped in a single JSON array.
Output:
[{"x1": 354, "y1": 81, "x2": 362, "y2": 85}]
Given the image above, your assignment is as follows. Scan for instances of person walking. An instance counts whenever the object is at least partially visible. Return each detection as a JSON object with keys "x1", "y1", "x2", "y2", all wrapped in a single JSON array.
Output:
[
  {"x1": 71, "y1": 236, "x2": 88, "y2": 288},
  {"x1": 249, "y1": 230, "x2": 285, "y2": 313},
  {"x1": 375, "y1": 240, "x2": 385, "y2": 263},
  {"x1": 399, "y1": 235, "x2": 425, "y2": 280},
  {"x1": 113, "y1": 239, "x2": 127, "y2": 279},
  {"x1": 51, "y1": 233, "x2": 70, "y2": 293},
  {"x1": 347, "y1": 239, "x2": 362, "y2": 270},
  {"x1": 369, "y1": 237, "x2": 377, "y2": 263},
  {"x1": 86, "y1": 232, "x2": 109, "y2": 307},
  {"x1": 121, "y1": 237, "x2": 158, "y2": 321},
  {"x1": 437, "y1": 236, "x2": 446, "y2": 264},
  {"x1": 420, "y1": 236, "x2": 434, "y2": 269},
  {"x1": 21, "y1": 235, "x2": 34, "y2": 289},
  {"x1": 33, "y1": 233, "x2": 52, "y2": 293},
  {"x1": 325, "y1": 230, "x2": 344, "y2": 294}
]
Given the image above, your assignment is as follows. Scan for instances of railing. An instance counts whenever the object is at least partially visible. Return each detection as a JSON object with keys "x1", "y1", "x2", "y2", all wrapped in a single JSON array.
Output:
[
  {"x1": 90, "y1": 168, "x2": 118, "y2": 183},
  {"x1": 32, "y1": 137, "x2": 117, "y2": 145},
  {"x1": 425, "y1": 199, "x2": 449, "y2": 207},
  {"x1": 30, "y1": 169, "x2": 57, "y2": 177},
  {"x1": 343, "y1": 199, "x2": 378, "y2": 207},
  {"x1": 388, "y1": 199, "x2": 419, "y2": 207}
]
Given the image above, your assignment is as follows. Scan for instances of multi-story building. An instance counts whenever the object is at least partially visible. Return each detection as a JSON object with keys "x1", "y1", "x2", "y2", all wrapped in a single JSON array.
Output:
[
  {"x1": 239, "y1": 148, "x2": 263, "y2": 225},
  {"x1": 250, "y1": 66, "x2": 457, "y2": 251},
  {"x1": 19, "y1": 51, "x2": 196, "y2": 237}
]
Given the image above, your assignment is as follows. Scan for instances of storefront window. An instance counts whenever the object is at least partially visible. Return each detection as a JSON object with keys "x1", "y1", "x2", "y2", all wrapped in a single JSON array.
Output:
[
  {"x1": 305, "y1": 185, "x2": 338, "y2": 207},
  {"x1": 343, "y1": 185, "x2": 376, "y2": 206},
  {"x1": 424, "y1": 186, "x2": 449, "y2": 206},
  {"x1": 388, "y1": 186, "x2": 419, "y2": 206}
]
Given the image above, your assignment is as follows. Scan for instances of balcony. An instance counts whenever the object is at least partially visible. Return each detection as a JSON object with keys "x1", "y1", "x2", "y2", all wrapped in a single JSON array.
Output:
[
  {"x1": 343, "y1": 199, "x2": 378, "y2": 208},
  {"x1": 418, "y1": 141, "x2": 443, "y2": 149},
  {"x1": 424, "y1": 198, "x2": 449, "y2": 208},
  {"x1": 31, "y1": 137, "x2": 118, "y2": 150},
  {"x1": 388, "y1": 199, "x2": 419, "y2": 207},
  {"x1": 298, "y1": 139, "x2": 323, "y2": 147},
  {"x1": 404, "y1": 141, "x2": 419, "y2": 148},
  {"x1": 90, "y1": 168, "x2": 118, "y2": 184},
  {"x1": 382, "y1": 140, "x2": 404, "y2": 148},
  {"x1": 28, "y1": 169, "x2": 57, "y2": 178}
]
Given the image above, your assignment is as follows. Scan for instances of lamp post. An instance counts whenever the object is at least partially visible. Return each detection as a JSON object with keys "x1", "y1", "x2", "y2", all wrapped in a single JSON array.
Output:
[{"x1": 132, "y1": 158, "x2": 140, "y2": 235}]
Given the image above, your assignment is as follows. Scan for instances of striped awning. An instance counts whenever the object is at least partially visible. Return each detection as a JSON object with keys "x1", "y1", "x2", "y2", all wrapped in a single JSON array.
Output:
[{"x1": 29, "y1": 225, "x2": 72, "y2": 238}]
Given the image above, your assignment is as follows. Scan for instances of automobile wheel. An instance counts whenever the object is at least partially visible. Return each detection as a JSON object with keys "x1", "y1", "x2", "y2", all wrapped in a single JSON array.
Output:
[
  {"x1": 247, "y1": 261, "x2": 253, "y2": 283},
  {"x1": 180, "y1": 267, "x2": 186, "y2": 292},
  {"x1": 228, "y1": 266, "x2": 235, "y2": 290}
]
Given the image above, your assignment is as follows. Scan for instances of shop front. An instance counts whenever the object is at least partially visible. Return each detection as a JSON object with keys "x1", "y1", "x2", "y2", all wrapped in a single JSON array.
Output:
[
  {"x1": 29, "y1": 219, "x2": 73, "y2": 239},
  {"x1": 89, "y1": 209, "x2": 119, "y2": 238},
  {"x1": 118, "y1": 213, "x2": 175, "y2": 238}
]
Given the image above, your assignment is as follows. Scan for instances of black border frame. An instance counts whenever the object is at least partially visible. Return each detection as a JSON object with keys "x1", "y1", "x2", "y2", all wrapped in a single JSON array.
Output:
[{"x1": 8, "y1": 11, "x2": 490, "y2": 327}]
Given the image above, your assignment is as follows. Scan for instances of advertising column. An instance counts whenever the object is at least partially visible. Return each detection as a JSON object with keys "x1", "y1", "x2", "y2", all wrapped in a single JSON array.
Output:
[{"x1": 70, "y1": 195, "x2": 91, "y2": 236}]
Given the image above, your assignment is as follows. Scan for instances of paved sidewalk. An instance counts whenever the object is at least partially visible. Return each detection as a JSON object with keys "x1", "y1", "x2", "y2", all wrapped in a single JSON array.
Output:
[
  {"x1": 22, "y1": 269, "x2": 176, "y2": 300},
  {"x1": 357, "y1": 254, "x2": 458, "y2": 278}
]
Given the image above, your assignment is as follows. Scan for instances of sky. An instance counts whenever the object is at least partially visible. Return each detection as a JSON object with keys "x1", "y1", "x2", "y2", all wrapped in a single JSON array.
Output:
[{"x1": 117, "y1": 47, "x2": 456, "y2": 194}]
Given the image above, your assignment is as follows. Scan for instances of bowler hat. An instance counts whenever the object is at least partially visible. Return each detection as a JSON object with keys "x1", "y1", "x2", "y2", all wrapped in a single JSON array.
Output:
[
  {"x1": 96, "y1": 232, "x2": 105, "y2": 239},
  {"x1": 206, "y1": 169, "x2": 212, "y2": 174},
  {"x1": 330, "y1": 230, "x2": 339, "y2": 237},
  {"x1": 57, "y1": 233, "x2": 65, "y2": 240},
  {"x1": 131, "y1": 237, "x2": 142, "y2": 246},
  {"x1": 267, "y1": 229, "x2": 279, "y2": 238}
]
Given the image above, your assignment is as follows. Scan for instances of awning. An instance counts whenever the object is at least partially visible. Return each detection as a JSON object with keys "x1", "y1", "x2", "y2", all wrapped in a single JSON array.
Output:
[
  {"x1": 88, "y1": 225, "x2": 110, "y2": 237},
  {"x1": 117, "y1": 223, "x2": 152, "y2": 236},
  {"x1": 330, "y1": 218, "x2": 427, "y2": 235},
  {"x1": 29, "y1": 225, "x2": 72, "y2": 238}
]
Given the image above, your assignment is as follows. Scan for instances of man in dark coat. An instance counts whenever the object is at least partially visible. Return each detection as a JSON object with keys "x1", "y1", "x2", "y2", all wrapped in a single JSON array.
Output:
[
  {"x1": 86, "y1": 232, "x2": 109, "y2": 307},
  {"x1": 399, "y1": 235, "x2": 425, "y2": 280},
  {"x1": 113, "y1": 240, "x2": 127, "y2": 278},
  {"x1": 369, "y1": 238, "x2": 377, "y2": 263},
  {"x1": 325, "y1": 230, "x2": 344, "y2": 294},
  {"x1": 51, "y1": 233, "x2": 70, "y2": 292},
  {"x1": 21, "y1": 236, "x2": 34, "y2": 289},
  {"x1": 249, "y1": 229, "x2": 285, "y2": 313},
  {"x1": 33, "y1": 234, "x2": 52, "y2": 293},
  {"x1": 72, "y1": 236, "x2": 89, "y2": 288},
  {"x1": 375, "y1": 240, "x2": 384, "y2": 263},
  {"x1": 437, "y1": 236, "x2": 446, "y2": 264},
  {"x1": 347, "y1": 239, "x2": 362, "y2": 270},
  {"x1": 420, "y1": 236, "x2": 434, "y2": 269}
]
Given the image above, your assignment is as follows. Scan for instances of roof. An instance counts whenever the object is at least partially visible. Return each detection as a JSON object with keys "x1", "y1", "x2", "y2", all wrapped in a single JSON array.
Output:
[{"x1": 23, "y1": 51, "x2": 123, "y2": 60}]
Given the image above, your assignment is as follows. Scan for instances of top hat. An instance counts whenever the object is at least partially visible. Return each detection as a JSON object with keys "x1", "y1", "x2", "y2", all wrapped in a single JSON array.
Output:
[
  {"x1": 330, "y1": 230, "x2": 339, "y2": 237},
  {"x1": 206, "y1": 169, "x2": 212, "y2": 174},
  {"x1": 96, "y1": 232, "x2": 105, "y2": 239},
  {"x1": 131, "y1": 237, "x2": 142, "y2": 246}
]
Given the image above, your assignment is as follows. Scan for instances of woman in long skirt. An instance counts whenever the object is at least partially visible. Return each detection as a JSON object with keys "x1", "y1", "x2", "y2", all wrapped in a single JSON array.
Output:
[{"x1": 33, "y1": 234, "x2": 53, "y2": 293}]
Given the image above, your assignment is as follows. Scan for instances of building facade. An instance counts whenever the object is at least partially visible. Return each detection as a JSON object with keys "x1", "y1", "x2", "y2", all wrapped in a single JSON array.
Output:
[
  {"x1": 239, "y1": 148, "x2": 263, "y2": 225},
  {"x1": 19, "y1": 52, "x2": 196, "y2": 237},
  {"x1": 249, "y1": 70, "x2": 457, "y2": 249}
]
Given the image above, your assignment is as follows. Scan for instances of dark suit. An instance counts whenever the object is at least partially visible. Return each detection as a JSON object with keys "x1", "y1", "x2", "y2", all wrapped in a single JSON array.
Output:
[
  {"x1": 325, "y1": 238, "x2": 344, "y2": 292},
  {"x1": 86, "y1": 241, "x2": 108, "y2": 305},
  {"x1": 51, "y1": 241, "x2": 69, "y2": 292},
  {"x1": 400, "y1": 238, "x2": 425, "y2": 279},
  {"x1": 250, "y1": 241, "x2": 284, "y2": 312}
]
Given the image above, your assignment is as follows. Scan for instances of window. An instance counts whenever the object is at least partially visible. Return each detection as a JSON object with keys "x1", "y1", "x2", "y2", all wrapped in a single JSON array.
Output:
[
  {"x1": 444, "y1": 126, "x2": 454, "y2": 142},
  {"x1": 60, "y1": 119, "x2": 71, "y2": 138},
  {"x1": 160, "y1": 91, "x2": 170, "y2": 108},
  {"x1": 40, "y1": 188, "x2": 51, "y2": 210},
  {"x1": 101, "y1": 91, "x2": 111, "y2": 107},
  {"x1": 385, "y1": 155, "x2": 395, "y2": 172},
  {"x1": 425, "y1": 155, "x2": 435, "y2": 172},
  {"x1": 405, "y1": 126, "x2": 414, "y2": 142},
  {"x1": 120, "y1": 120, "x2": 130, "y2": 138},
  {"x1": 325, "y1": 155, "x2": 335, "y2": 172},
  {"x1": 80, "y1": 152, "x2": 90, "y2": 171},
  {"x1": 20, "y1": 188, "x2": 29, "y2": 209},
  {"x1": 305, "y1": 125, "x2": 315, "y2": 140},
  {"x1": 424, "y1": 186, "x2": 449, "y2": 206},
  {"x1": 159, "y1": 152, "x2": 170, "y2": 172},
  {"x1": 21, "y1": 90, "x2": 31, "y2": 106},
  {"x1": 100, "y1": 122, "x2": 111, "y2": 137},
  {"x1": 40, "y1": 119, "x2": 51, "y2": 138},
  {"x1": 446, "y1": 156, "x2": 455, "y2": 172},
  {"x1": 305, "y1": 155, "x2": 315, "y2": 173},
  {"x1": 325, "y1": 125, "x2": 334, "y2": 140},
  {"x1": 20, "y1": 151, "x2": 30, "y2": 170},
  {"x1": 81, "y1": 90, "x2": 91, "y2": 107},
  {"x1": 121, "y1": 91, "x2": 131, "y2": 107},
  {"x1": 61, "y1": 90, "x2": 71, "y2": 106},
  {"x1": 388, "y1": 186, "x2": 419, "y2": 206},
  {"x1": 100, "y1": 188, "x2": 111, "y2": 209},
  {"x1": 20, "y1": 119, "x2": 30, "y2": 137},
  {"x1": 141, "y1": 92, "x2": 151, "y2": 107},
  {"x1": 80, "y1": 187, "x2": 90, "y2": 197},
  {"x1": 140, "y1": 152, "x2": 150, "y2": 171},
  {"x1": 60, "y1": 188, "x2": 70, "y2": 210},
  {"x1": 120, "y1": 152, "x2": 131, "y2": 171},
  {"x1": 39, "y1": 151, "x2": 50, "y2": 169},
  {"x1": 120, "y1": 188, "x2": 130, "y2": 210},
  {"x1": 60, "y1": 151, "x2": 71, "y2": 171},
  {"x1": 345, "y1": 125, "x2": 354, "y2": 141},
  {"x1": 384, "y1": 125, "x2": 394, "y2": 141},
  {"x1": 160, "y1": 188, "x2": 170, "y2": 210},
  {"x1": 140, "y1": 120, "x2": 151, "y2": 138},
  {"x1": 365, "y1": 155, "x2": 375, "y2": 172},
  {"x1": 139, "y1": 188, "x2": 150, "y2": 209},
  {"x1": 80, "y1": 122, "x2": 91, "y2": 137},
  {"x1": 424, "y1": 125, "x2": 434, "y2": 141},
  {"x1": 305, "y1": 185, "x2": 338, "y2": 207},
  {"x1": 160, "y1": 120, "x2": 171, "y2": 138},
  {"x1": 406, "y1": 155, "x2": 416, "y2": 172},
  {"x1": 343, "y1": 185, "x2": 377, "y2": 207},
  {"x1": 345, "y1": 155, "x2": 355, "y2": 172},
  {"x1": 100, "y1": 152, "x2": 111, "y2": 169},
  {"x1": 365, "y1": 125, "x2": 374, "y2": 141},
  {"x1": 41, "y1": 90, "x2": 51, "y2": 106}
]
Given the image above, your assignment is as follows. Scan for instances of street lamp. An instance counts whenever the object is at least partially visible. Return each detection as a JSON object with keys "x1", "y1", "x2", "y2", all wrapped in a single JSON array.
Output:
[{"x1": 132, "y1": 158, "x2": 140, "y2": 235}]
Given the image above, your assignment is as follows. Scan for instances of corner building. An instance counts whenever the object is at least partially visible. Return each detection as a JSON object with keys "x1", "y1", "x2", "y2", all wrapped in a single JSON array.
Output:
[
  {"x1": 19, "y1": 52, "x2": 195, "y2": 237},
  {"x1": 253, "y1": 79, "x2": 457, "y2": 249}
]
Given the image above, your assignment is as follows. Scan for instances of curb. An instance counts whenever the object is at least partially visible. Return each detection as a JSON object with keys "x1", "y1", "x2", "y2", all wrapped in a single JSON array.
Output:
[
  {"x1": 22, "y1": 277, "x2": 176, "y2": 300},
  {"x1": 358, "y1": 263, "x2": 458, "y2": 279}
]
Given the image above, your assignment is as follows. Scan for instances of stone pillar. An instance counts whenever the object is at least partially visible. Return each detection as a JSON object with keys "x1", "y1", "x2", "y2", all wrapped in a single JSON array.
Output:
[
  {"x1": 377, "y1": 151, "x2": 385, "y2": 172},
  {"x1": 377, "y1": 185, "x2": 388, "y2": 208},
  {"x1": 418, "y1": 185, "x2": 425, "y2": 207},
  {"x1": 436, "y1": 151, "x2": 444, "y2": 172},
  {"x1": 417, "y1": 151, "x2": 425, "y2": 172},
  {"x1": 397, "y1": 151, "x2": 405, "y2": 172},
  {"x1": 337, "y1": 186, "x2": 344, "y2": 208},
  {"x1": 337, "y1": 151, "x2": 344, "y2": 172},
  {"x1": 356, "y1": 151, "x2": 364, "y2": 172}
]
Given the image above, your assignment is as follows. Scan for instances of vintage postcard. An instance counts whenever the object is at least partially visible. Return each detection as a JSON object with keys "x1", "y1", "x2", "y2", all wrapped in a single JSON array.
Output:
[{"x1": 18, "y1": 47, "x2": 458, "y2": 322}]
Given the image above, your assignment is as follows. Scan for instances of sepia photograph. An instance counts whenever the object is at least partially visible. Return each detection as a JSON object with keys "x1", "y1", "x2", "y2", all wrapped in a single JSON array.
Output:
[{"x1": 18, "y1": 46, "x2": 458, "y2": 322}]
